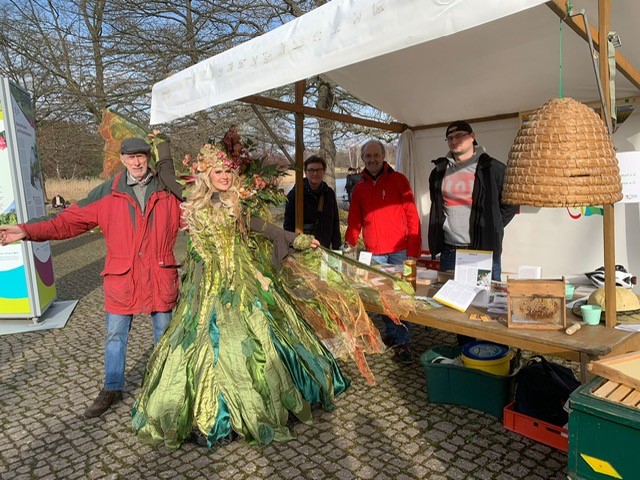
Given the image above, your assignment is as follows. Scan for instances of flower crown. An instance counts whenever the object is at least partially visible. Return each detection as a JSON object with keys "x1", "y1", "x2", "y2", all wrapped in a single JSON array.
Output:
[
  {"x1": 181, "y1": 126, "x2": 289, "y2": 214},
  {"x1": 182, "y1": 126, "x2": 250, "y2": 174}
]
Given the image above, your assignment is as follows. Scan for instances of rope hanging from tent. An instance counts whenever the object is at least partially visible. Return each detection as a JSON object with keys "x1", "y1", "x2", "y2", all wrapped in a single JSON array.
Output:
[
  {"x1": 607, "y1": 32, "x2": 617, "y2": 127},
  {"x1": 558, "y1": 1, "x2": 574, "y2": 99}
]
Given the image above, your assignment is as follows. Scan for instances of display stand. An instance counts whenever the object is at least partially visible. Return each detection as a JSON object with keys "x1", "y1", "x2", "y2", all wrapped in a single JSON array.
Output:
[{"x1": 0, "y1": 78, "x2": 57, "y2": 321}]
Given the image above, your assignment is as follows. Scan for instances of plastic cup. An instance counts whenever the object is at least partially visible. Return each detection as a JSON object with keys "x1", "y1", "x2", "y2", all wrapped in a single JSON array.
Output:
[
  {"x1": 565, "y1": 284, "x2": 575, "y2": 300},
  {"x1": 581, "y1": 305, "x2": 602, "y2": 325}
]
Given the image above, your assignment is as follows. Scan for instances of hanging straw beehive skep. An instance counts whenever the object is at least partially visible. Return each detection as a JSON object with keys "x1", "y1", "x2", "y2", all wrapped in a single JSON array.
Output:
[{"x1": 503, "y1": 98, "x2": 622, "y2": 207}]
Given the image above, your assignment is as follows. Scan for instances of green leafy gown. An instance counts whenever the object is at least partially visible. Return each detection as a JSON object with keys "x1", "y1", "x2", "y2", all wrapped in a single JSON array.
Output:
[{"x1": 132, "y1": 204, "x2": 349, "y2": 450}]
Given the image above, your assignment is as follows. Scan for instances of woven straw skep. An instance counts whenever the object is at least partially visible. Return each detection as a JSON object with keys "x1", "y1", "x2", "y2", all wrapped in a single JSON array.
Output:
[{"x1": 503, "y1": 97, "x2": 622, "y2": 207}]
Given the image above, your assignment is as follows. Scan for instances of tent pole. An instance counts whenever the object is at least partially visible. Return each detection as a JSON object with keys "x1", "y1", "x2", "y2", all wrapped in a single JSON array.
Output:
[
  {"x1": 546, "y1": 0, "x2": 640, "y2": 91},
  {"x1": 598, "y1": 0, "x2": 617, "y2": 328},
  {"x1": 241, "y1": 94, "x2": 405, "y2": 133},
  {"x1": 568, "y1": 9, "x2": 612, "y2": 132},
  {"x1": 294, "y1": 80, "x2": 306, "y2": 234},
  {"x1": 249, "y1": 105, "x2": 295, "y2": 166}
]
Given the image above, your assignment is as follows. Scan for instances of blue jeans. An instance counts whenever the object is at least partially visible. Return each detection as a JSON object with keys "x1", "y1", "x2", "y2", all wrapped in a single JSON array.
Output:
[
  {"x1": 104, "y1": 311, "x2": 172, "y2": 391},
  {"x1": 371, "y1": 250, "x2": 412, "y2": 346},
  {"x1": 439, "y1": 243, "x2": 502, "y2": 282}
]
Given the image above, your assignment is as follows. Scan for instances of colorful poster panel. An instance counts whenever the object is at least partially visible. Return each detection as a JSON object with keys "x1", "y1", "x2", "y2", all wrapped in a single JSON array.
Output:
[{"x1": 0, "y1": 80, "x2": 56, "y2": 317}]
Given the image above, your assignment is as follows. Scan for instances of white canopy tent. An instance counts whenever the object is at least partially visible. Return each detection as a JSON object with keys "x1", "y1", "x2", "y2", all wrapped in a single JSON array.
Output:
[
  {"x1": 150, "y1": 0, "x2": 639, "y2": 126},
  {"x1": 150, "y1": 0, "x2": 640, "y2": 308},
  {"x1": 151, "y1": 0, "x2": 544, "y2": 124}
]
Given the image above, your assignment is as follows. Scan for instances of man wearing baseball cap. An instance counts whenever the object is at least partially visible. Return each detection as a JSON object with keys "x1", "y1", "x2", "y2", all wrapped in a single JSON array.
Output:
[
  {"x1": 0, "y1": 136, "x2": 182, "y2": 418},
  {"x1": 427, "y1": 121, "x2": 518, "y2": 281}
]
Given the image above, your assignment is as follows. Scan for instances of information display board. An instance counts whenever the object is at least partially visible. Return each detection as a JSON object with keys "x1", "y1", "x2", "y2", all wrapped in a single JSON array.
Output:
[
  {"x1": 618, "y1": 151, "x2": 640, "y2": 204},
  {"x1": 0, "y1": 78, "x2": 56, "y2": 320}
]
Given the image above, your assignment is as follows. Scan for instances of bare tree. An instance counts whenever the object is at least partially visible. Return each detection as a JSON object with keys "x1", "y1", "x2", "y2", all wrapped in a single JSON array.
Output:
[
  {"x1": 0, "y1": 0, "x2": 394, "y2": 181},
  {"x1": 0, "y1": 0, "x2": 144, "y2": 176},
  {"x1": 260, "y1": 0, "x2": 396, "y2": 182},
  {"x1": 315, "y1": 76, "x2": 337, "y2": 185},
  {"x1": 0, "y1": 0, "x2": 284, "y2": 177}
]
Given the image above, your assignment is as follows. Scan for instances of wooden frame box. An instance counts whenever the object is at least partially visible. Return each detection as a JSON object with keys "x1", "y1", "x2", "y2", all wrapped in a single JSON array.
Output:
[
  {"x1": 588, "y1": 351, "x2": 640, "y2": 391},
  {"x1": 506, "y1": 278, "x2": 566, "y2": 330},
  {"x1": 568, "y1": 377, "x2": 640, "y2": 480}
]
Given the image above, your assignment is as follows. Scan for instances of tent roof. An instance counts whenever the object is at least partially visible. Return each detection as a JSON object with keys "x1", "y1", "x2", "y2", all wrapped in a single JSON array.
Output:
[{"x1": 150, "y1": 0, "x2": 640, "y2": 126}]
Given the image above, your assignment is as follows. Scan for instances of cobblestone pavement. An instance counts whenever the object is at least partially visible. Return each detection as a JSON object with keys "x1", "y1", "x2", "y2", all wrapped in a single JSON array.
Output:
[{"x1": 0, "y1": 233, "x2": 568, "y2": 480}]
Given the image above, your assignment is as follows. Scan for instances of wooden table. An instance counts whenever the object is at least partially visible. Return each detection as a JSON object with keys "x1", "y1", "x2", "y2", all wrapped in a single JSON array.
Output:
[{"x1": 400, "y1": 299, "x2": 640, "y2": 382}]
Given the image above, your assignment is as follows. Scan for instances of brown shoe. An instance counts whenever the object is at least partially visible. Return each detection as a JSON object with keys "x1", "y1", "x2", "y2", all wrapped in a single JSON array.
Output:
[{"x1": 83, "y1": 389, "x2": 122, "y2": 418}]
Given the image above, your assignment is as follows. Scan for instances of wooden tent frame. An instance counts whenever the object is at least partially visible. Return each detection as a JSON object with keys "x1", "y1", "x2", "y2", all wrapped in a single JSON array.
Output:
[{"x1": 241, "y1": 0, "x2": 638, "y2": 328}]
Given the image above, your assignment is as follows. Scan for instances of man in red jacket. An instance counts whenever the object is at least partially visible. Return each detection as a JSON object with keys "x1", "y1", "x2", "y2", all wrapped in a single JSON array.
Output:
[
  {"x1": 0, "y1": 138, "x2": 182, "y2": 418},
  {"x1": 345, "y1": 140, "x2": 421, "y2": 364}
]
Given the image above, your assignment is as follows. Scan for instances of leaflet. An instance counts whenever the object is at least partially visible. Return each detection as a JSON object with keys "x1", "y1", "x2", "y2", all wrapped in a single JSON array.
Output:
[
  {"x1": 433, "y1": 279, "x2": 483, "y2": 312},
  {"x1": 454, "y1": 249, "x2": 493, "y2": 288},
  {"x1": 455, "y1": 249, "x2": 493, "y2": 307}
]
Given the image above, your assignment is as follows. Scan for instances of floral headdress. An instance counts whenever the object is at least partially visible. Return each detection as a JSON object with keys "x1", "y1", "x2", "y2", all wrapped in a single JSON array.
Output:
[
  {"x1": 183, "y1": 126, "x2": 288, "y2": 215},
  {"x1": 182, "y1": 126, "x2": 250, "y2": 174}
]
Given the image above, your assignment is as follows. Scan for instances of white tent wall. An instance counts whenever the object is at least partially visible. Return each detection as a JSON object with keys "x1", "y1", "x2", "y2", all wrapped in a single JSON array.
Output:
[
  {"x1": 613, "y1": 106, "x2": 640, "y2": 292},
  {"x1": 504, "y1": 207, "x2": 606, "y2": 281},
  {"x1": 405, "y1": 110, "x2": 640, "y2": 289}
]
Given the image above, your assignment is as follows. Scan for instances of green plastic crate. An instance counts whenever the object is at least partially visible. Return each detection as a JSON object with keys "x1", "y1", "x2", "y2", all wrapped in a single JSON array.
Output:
[
  {"x1": 420, "y1": 345, "x2": 516, "y2": 419},
  {"x1": 568, "y1": 376, "x2": 640, "y2": 480}
]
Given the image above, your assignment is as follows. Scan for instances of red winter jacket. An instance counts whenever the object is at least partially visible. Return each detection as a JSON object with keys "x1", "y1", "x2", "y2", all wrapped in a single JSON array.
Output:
[
  {"x1": 20, "y1": 171, "x2": 183, "y2": 315},
  {"x1": 346, "y1": 162, "x2": 422, "y2": 258}
]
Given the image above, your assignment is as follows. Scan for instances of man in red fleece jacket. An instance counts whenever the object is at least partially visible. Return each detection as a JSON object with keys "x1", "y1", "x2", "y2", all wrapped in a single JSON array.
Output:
[{"x1": 345, "y1": 140, "x2": 421, "y2": 364}]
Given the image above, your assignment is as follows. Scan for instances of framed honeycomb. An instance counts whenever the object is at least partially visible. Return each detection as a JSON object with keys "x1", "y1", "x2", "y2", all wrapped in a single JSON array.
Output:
[{"x1": 507, "y1": 278, "x2": 566, "y2": 330}]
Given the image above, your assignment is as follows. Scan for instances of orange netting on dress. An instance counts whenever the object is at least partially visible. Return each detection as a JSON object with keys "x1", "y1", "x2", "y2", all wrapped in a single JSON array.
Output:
[{"x1": 281, "y1": 248, "x2": 416, "y2": 385}]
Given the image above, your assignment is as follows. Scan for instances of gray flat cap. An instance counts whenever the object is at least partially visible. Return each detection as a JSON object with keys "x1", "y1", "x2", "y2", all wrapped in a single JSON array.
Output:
[{"x1": 120, "y1": 138, "x2": 151, "y2": 154}]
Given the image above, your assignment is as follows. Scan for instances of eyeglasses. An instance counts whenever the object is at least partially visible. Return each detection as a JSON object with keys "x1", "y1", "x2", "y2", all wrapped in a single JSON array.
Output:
[
  {"x1": 445, "y1": 132, "x2": 471, "y2": 142},
  {"x1": 306, "y1": 168, "x2": 325, "y2": 174}
]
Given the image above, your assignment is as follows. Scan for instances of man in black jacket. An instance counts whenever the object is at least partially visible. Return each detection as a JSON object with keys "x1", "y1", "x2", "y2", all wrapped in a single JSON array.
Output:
[
  {"x1": 428, "y1": 121, "x2": 518, "y2": 281},
  {"x1": 283, "y1": 155, "x2": 342, "y2": 249}
]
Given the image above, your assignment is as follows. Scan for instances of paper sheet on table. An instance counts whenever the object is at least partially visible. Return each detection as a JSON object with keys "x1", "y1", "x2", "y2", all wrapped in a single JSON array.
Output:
[
  {"x1": 517, "y1": 265, "x2": 542, "y2": 279},
  {"x1": 615, "y1": 324, "x2": 640, "y2": 332},
  {"x1": 415, "y1": 295, "x2": 443, "y2": 308}
]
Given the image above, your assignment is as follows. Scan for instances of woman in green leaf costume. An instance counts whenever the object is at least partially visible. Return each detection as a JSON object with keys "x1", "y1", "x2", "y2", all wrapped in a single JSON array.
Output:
[
  {"x1": 133, "y1": 129, "x2": 416, "y2": 451},
  {"x1": 132, "y1": 133, "x2": 355, "y2": 450}
]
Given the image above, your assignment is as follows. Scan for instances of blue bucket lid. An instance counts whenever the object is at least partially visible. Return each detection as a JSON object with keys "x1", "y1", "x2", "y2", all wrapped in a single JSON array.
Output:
[{"x1": 462, "y1": 341, "x2": 510, "y2": 361}]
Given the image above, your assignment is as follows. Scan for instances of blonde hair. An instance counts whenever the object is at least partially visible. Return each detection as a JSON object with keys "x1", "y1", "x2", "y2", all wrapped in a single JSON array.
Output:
[{"x1": 181, "y1": 168, "x2": 244, "y2": 237}]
